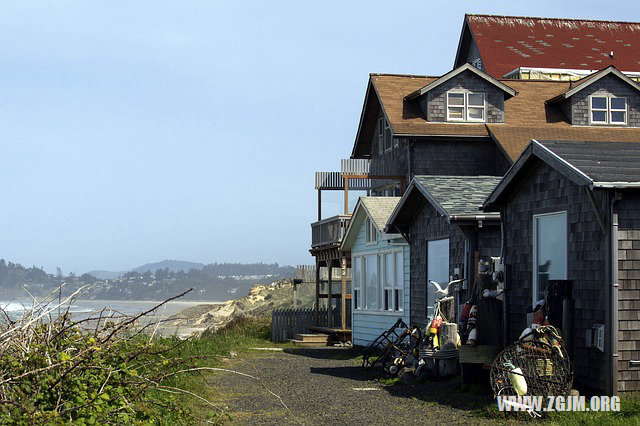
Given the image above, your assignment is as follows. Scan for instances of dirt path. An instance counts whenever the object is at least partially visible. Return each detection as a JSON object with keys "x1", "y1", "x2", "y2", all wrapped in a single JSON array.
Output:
[{"x1": 208, "y1": 347, "x2": 502, "y2": 425}]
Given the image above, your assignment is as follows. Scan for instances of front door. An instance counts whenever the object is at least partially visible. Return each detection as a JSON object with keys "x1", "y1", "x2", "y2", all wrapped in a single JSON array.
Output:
[{"x1": 426, "y1": 238, "x2": 449, "y2": 319}]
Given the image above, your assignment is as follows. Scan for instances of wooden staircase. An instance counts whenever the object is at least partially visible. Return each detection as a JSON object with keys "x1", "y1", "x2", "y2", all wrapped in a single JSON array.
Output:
[{"x1": 288, "y1": 333, "x2": 330, "y2": 347}]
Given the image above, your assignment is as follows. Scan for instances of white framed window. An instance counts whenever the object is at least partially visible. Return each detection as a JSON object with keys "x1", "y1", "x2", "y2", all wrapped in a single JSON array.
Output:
[
  {"x1": 383, "y1": 252, "x2": 394, "y2": 311},
  {"x1": 532, "y1": 211, "x2": 567, "y2": 303},
  {"x1": 354, "y1": 250, "x2": 404, "y2": 313},
  {"x1": 394, "y1": 251, "x2": 404, "y2": 311},
  {"x1": 447, "y1": 92, "x2": 465, "y2": 120},
  {"x1": 365, "y1": 218, "x2": 378, "y2": 244},
  {"x1": 353, "y1": 256, "x2": 362, "y2": 310},
  {"x1": 364, "y1": 254, "x2": 379, "y2": 310},
  {"x1": 426, "y1": 239, "x2": 449, "y2": 318},
  {"x1": 447, "y1": 91, "x2": 485, "y2": 122},
  {"x1": 589, "y1": 95, "x2": 627, "y2": 125}
]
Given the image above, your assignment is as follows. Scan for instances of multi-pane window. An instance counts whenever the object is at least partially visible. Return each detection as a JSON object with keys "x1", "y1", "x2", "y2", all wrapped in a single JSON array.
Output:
[
  {"x1": 590, "y1": 95, "x2": 627, "y2": 125},
  {"x1": 447, "y1": 92, "x2": 485, "y2": 122},
  {"x1": 383, "y1": 253, "x2": 394, "y2": 311},
  {"x1": 365, "y1": 218, "x2": 377, "y2": 244},
  {"x1": 353, "y1": 250, "x2": 404, "y2": 313},
  {"x1": 394, "y1": 251, "x2": 403, "y2": 311}
]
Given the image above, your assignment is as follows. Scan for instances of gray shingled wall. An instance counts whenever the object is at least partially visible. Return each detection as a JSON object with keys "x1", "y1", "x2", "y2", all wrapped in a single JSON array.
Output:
[
  {"x1": 408, "y1": 202, "x2": 466, "y2": 327},
  {"x1": 502, "y1": 160, "x2": 608, "y2": 393},
  {"x1": 617, "y1": 192, "x2": 640, "y2": 393},
  {"x1": 571, "y1": 74, "x2": 640, "y2": 127},
  {"x1": 419, "y1": 71, "x2": 504, "y2": 123},
  {"x1": 478, "y1": 224, "x2": 502, "y2": 259},
  {"x1": 369, "y1": 137, "x2": 510, "y2": 194}
]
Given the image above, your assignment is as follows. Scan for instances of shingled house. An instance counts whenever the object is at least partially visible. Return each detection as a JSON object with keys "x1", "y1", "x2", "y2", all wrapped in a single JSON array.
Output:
[
  {"x1": 307, "y1": 15, "x2": 640, "y2": 363},
  {"x1": 386, "y1": 176, "x2": 502, "y2": 328},
  {"x1": 484, "y1": 139, "x2": 640, "y2": 395},
  {"x1": 339, "y1": 197, "x2": 409, "y2": 346}
]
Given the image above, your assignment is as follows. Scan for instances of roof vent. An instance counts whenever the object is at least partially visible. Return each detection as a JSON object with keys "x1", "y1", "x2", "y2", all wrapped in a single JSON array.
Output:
[{"x1": 610, "y1": 50, "x2": 615, "y2": 59}]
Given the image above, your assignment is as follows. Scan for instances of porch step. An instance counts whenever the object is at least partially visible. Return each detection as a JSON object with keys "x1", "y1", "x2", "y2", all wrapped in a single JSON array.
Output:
[
  {"x1": 288, "y1": 333, "x2": 330, "y2": 347},
  {"x1": 294, "y1": 333, "x2": 330, "y2": 343}
]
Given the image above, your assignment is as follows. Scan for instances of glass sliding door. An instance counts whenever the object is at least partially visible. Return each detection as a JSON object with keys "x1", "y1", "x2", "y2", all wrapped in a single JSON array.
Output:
[
  {"x1": 533, "y1": 212, "x2": 567, "y2": 302},
  {"x1": 426, "y1": 239, "x2": 449, "y2": 318}
]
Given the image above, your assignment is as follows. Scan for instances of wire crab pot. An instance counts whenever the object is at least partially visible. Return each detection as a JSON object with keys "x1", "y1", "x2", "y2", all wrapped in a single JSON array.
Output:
[
  {"x1": 490, "y1": 329, "x2": 573, "y2": 398},
  {"x1": 361, "y1": 318, "x2": 422, "y2": 374}
]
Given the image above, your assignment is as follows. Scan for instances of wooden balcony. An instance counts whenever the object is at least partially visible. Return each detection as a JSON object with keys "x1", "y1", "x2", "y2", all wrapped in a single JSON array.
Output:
[{"x1": 311, "y1": 214, "x2": 351, "y2": 249}]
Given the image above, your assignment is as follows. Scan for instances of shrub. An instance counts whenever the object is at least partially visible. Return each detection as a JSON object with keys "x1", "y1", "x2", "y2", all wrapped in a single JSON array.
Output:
[{"x1": 0, "y1": 288, "x2": 207, "y2": 424}]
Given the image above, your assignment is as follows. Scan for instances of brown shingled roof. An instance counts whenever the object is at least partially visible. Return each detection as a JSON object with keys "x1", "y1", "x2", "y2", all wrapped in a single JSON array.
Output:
[
  {"x1": 370, "y1": 74, "x2": 489, "y2": 137},
  {"x1": 487, "y1": 125, "x2": 640, "y2": 161},
  {"x1": 357, "y1": 72, "x2": 640, "y2": 162}
]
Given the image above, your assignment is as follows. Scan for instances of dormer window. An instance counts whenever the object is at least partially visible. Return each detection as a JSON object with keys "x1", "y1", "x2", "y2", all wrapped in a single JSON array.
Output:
[
  {"x1": 589, "y1": 95, "x2": 627, "y2": 125},
  {"x1": 447, "y1": 91, "x2": 485, "y2": 122}
]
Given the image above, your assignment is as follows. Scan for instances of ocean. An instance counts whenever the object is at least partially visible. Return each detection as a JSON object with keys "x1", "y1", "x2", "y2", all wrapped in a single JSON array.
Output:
[{"x1": 0, "y1": 299, "x2": 211, "y2": 322}]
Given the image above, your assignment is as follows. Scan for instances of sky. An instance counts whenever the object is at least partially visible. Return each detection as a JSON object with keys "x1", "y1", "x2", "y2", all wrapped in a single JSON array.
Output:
[{"x1": 1, "y1": 1, "x2": 638, "y2": 274}]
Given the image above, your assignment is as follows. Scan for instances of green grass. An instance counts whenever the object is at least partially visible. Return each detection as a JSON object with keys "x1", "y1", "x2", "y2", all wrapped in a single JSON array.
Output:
[
  {"x1": 546, "y1": 395, "x2": 640, "y2": 425},
  {"x1": 148, "y1": 316, "x2": 288, "y2": 424},
  {"x1": 469, "y1": 392, "x2": 640, "y2": 423},
  {"x1": 378, "y1": 377, "x2": 402, "y2": 386}
]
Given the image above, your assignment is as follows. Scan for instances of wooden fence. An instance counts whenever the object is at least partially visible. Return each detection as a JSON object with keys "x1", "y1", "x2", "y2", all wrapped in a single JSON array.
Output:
[{"x1": 271, "y1": 308, "x2": 341, "y2": 342}]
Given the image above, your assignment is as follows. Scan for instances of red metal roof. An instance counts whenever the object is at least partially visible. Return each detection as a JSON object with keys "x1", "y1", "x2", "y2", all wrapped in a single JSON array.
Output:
[{"x1": 466, "y1": 14, "x2": 640, "y2": 78}]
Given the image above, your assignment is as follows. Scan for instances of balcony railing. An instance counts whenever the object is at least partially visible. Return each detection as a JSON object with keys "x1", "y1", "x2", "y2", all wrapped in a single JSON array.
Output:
[
  {"x1": 311, "y1": 215, "x2": 351, "y2": 248},
  {"x1": 341, "y1": 158, "x2": 370, "y2": 175}
]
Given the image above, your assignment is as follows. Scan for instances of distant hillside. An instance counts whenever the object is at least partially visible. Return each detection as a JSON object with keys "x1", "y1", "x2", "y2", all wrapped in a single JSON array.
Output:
[
  {"x1": 0, "y1": 258, "x2": 298, "y2": 301},
  {"x1": 88, "y1": 261, "x2": 296, "y2": 281},
  {"x1": 133, "y1": 260, "x2": 206, "y2": 274},
  {"x1": 86, "y1": 270, "x2": 124, "y2": 280}
]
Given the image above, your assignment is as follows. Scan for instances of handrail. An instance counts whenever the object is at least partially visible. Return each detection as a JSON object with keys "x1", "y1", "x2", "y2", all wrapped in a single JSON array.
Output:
[
  {"x1": 311, "y1": 214, "x2": 351, "y2": 227},
  {"x1": 341, "y1": 158, "x2": 370, "y2": 175}
]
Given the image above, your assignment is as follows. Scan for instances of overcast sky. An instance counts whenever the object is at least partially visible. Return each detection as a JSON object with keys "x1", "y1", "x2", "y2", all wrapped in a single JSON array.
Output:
[{"x1": 2, "y1": 1, "x2": 638, "y2": 273}]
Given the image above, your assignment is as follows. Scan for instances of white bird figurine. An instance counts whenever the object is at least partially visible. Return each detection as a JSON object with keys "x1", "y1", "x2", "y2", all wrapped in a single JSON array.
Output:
[{"x1": 429, "y1": 278, "x2": 465, "y2": 298}]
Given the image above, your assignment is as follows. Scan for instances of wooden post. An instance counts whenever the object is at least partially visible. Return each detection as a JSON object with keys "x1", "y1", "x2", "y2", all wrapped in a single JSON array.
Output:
[
  {"x1": 344, "y1": 175, "x2": 349, "y2": 215},
  {"x1": 341, "y1": 257, "x2": 347, "y2": 331},
  {"x1": 327, "y1": 263, "x2": 333, "y2": 327},
  {"x1": 439, "y1": 323, "x2": 459, "y2": 347},
  {"x1": 314, "y1": 261, "x2": 320, "y2": 325}
]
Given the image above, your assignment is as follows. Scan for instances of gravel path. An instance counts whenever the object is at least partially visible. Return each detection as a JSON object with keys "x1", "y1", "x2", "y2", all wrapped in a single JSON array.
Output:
[{"x1": 208, "y1": 347, "x2": 502, "y2": 425}]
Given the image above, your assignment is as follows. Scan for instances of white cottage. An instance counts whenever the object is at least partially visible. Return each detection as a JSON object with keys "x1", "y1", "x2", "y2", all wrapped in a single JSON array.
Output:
[{"x1": 340, "y1": 197, "x2": 410, "y2": 346}]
